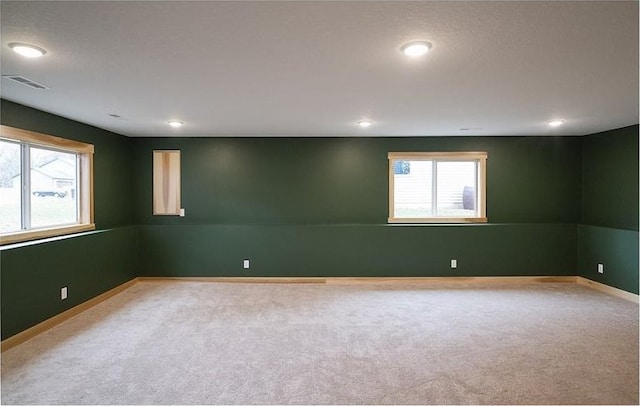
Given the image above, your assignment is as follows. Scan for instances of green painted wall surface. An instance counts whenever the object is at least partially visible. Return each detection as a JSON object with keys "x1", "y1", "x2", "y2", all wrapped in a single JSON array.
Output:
[
  {"x1": 132, "y1": 136, "x2": 582, "y2": 225},
  {"x1": 581, "y1": 125, "x2": 639, "y2": 231},
  {"x1": 1, "y1": 99, "x2": 133, "y2": 228},
  {"x1": 578, "y1": 125, "x2": 639, "y2": 294},
  {"x1": 132, "y1": 136, "x2": 581, "y2": 277},
  {"x1": 0, "y1": 100, "x2": 137, "y2": 340},
  {"x1": 138, "y1": 224, "x2": 576, "y2": 278},
  {"x1": 1, "y1": 100, "x2": 637, "y2": 341},
  {"x1": 1, "y1": 227, "x2": 138, "y2": 339},
  {"x1": 578, "y1": 225, "x2": 639, "y2": 295}
]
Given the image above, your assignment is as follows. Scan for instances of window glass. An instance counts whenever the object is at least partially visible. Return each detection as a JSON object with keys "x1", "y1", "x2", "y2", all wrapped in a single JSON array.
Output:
[
  {"x1": 393, "y1": 160, "x2": 432, "y2": 218},
  {"x1": 436, "y1": 161, "x2": 476, "y2": 217},
  {"x1": 388, "y1": 152, "x2": 487, "y2": 223},
  {"x1": 0, "y1": 125, "x2": 94, "y2": 245},
  {"x1": 30, "y1": 147, "x2": 78, "y2": 228},
  {"x1": 0, "y1": 140, "x2": 22, "y2": 233}
]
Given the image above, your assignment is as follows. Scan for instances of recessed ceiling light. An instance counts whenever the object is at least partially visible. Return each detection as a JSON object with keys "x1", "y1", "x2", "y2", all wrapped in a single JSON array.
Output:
[
  {"x1": 168, "y1": 120, "x2": 183, "y2": 128},
  {"x1": 358, "y1": 120, "x2": 372, "y2": 128},
  {"x1": 547, "y1": 119, "x2": 565, "y2": 127},
  {"x1": 9, "y1": 42, "x2": 47, "y2": 58},
  {"x1": 401, "y1": 41, "x2": 432, "y2": 57}
]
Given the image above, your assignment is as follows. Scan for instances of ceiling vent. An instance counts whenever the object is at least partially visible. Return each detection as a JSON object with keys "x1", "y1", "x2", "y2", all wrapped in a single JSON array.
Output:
[{"x1": 2, "y1": 75, "x2": 49, "y2": 90}]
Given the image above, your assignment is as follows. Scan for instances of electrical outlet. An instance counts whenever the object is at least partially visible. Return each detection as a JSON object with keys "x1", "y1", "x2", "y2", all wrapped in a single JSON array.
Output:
[
  {"x1": 180, "y1": 208, "x2": 185, "y2": 217},
  {"x1": 597, "y1": 263, "x2": 604, "y2": 274},
  {"x1": 450, "y1": 259, "x2": 457, "y2": 269},
  {"x1": 243, "y1": 259, "x2": 250, "y2": 269},
  {"x1": 61, "y1": 286, "x2": 68, "y2": 300}
]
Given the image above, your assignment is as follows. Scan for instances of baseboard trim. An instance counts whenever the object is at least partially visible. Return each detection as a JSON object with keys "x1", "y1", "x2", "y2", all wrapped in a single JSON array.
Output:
[
  {"x1": 1, "y1": 278, "x2": 138, "y2": 352},
  {"x1": 3, "y1": 275, "x2": 636, "y2": 351},
  {"x1": 137, "y1": 276, "x2": 578, "y2": 284},
  {"x1": 324, "y1": 276, "x2": 578, "y2": 284},
  {"x1": 137, "y1": 276, "x2": 327, "y2": 284},
  {"x1": 576, "y1": 277, "x2": 639, "y2": 303}
]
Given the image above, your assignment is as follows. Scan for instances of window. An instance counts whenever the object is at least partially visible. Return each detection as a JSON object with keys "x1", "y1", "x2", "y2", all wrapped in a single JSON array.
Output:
[
  {"x1": 0, "y1": 125, "x2": 94, "y2": 244},
  {"x1": 388, "y1": 152, "x2": 487, "y2": 223}
]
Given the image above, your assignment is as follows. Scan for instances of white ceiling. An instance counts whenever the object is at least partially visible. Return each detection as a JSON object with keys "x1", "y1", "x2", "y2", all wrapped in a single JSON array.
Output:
[{"x1": 1, "y1": 1, "x2": 638, "y2": 137}]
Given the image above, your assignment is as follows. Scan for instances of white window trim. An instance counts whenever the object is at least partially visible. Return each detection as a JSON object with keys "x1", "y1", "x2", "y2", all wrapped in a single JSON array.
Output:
[
  {"x1": 0, "y1": 125, "x2": 95, "y2": 245},
  {"x1": 388, "y1": 151, "x2": 487, "y2": 224}
]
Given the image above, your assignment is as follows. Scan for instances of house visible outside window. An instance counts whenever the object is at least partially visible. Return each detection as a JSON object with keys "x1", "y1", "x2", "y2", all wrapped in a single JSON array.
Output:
[
  {"x1": 0, "y1": 125, "x2": 94, "y2": 244},
  {"x1": 388, "y1": 152, "x2": 487, "y2": 223}
]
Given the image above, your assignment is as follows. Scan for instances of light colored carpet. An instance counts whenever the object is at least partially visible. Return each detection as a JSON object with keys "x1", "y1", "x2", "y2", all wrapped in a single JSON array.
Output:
[{"x1": 1, "y1": 280, "x2": 638, "y2": 405}]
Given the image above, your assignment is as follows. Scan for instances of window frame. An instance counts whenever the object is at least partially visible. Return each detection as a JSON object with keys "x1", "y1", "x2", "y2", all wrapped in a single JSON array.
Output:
[
  {"x1": 152, "y1": 150, "x2": 182, "y2": 216},
  {"x1": 388, "y1": 151, "x2": 487, "y2": 224},
  {"x1": 0, "y1": 125, "x2": 95, "y2": 245}
]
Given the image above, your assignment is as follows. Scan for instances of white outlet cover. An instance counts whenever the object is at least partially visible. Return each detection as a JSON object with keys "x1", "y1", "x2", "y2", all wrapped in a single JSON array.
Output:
[
  {"x1": 597, "y1": 263, "x2": 604, "y2": 273},
  {"x1": 61, "y1": 286, "x2": 68, "y2": 300},
  {"x1": 180, "y1": 208, "x2": 185, "y2": 217},
  {"x1": 451, "y1": 259, "x2": 457, "y2": 268},
  {"x1": 243, "y1": 259, "x2": 250, "y2": 269}
]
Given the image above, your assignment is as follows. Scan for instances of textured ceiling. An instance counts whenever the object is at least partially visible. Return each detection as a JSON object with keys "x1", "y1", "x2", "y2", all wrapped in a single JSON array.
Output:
[{"x1": 1, "y1": 1, "x2": 638, "y2": 137}]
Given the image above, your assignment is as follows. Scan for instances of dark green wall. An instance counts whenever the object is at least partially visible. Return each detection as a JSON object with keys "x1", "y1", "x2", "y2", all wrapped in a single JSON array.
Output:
[
  {"x1": 1, "y1": 100, "x2": 134, "y2": 228},
  {"x1": 138, "y1": 224, "x2": 576, "y2": 278},
  {"x1": 131, "y1": 136, "x2": 582, "y2": 225},
  {"x1": 581, "y1": 125, "x2": 638, "y2": 231},
  {"x1": 578, "y1": 225, "x2": 638, "y2": 294},
  {"x1": 1, "y1": 228, "x2": 138, "y2": 339},
  {"x1": 131, "y1": 136, "x2": 581, "y2": 279},
  {"x1": 1, "y1": 100, "x2": 138, "y2": 340},
  {"x1": 578, "y1": 125, "x2": 639, "y2": 294},
  {"x1": 1, "y1": 99, "x2": 637, "y2": 341}
]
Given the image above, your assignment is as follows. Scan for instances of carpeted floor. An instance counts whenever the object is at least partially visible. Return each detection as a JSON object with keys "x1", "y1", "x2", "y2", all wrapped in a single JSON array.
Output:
[{"x1": 1, "y1": 280, "x2": 638, "y2": 405}]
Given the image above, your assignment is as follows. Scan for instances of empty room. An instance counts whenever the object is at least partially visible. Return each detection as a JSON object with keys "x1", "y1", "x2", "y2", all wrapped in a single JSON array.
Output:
[{"x1": 1, "y1": 1, "x2": 638, "y2": 405}]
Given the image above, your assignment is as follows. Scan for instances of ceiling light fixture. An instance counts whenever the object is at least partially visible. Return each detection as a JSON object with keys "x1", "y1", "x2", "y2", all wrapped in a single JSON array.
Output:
[
  {"x1": 9, "y1": 42, "x2": 47, "y2": 58},
  {"x1": 547, "y1": 119, "x2": 565, "y2": 127},
  {"x1": 401, "y1": 41, "x2": 432, "y2": 57},
  {"x1": 358, "y1": 120, "x2": 372, "y2": 128},
  {"x1": 168, "y1": 120, "x2": 184, "y2": 128}
]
